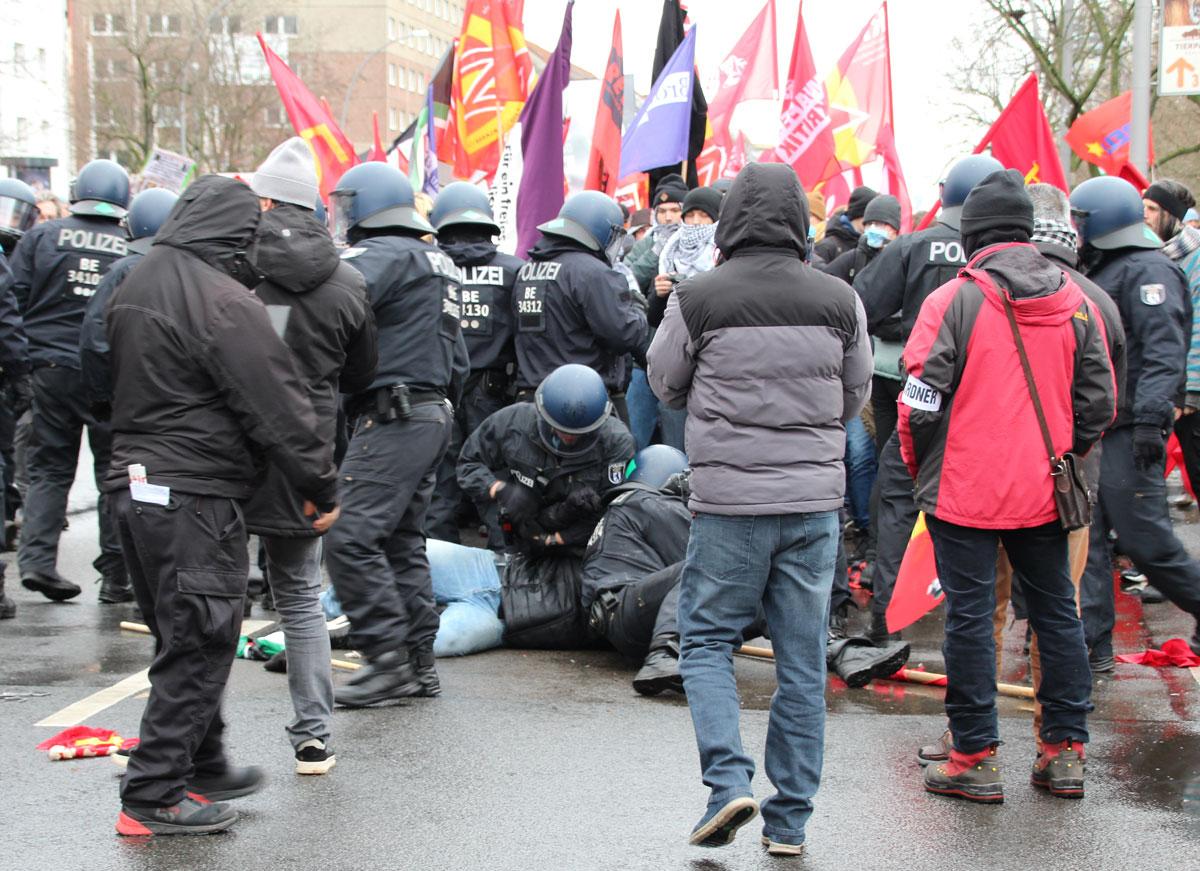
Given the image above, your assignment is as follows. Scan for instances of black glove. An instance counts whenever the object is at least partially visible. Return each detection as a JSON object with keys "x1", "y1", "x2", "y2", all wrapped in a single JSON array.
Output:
[
  {"x1": 8, "y1": 372, "x2": 32, "y2": 419},
  {"x1": 1132, "y1": 423, "x2": 1166, "y2": 471},
  {"x1": 557, "y1": 516, "x2": 601, "y2": 547},
  {"x1": 494, "y1": 479, "x2": 539, "y2": 523},
  {"x1": 538, "y1": 487, "x2": 602, "y2": 531}
]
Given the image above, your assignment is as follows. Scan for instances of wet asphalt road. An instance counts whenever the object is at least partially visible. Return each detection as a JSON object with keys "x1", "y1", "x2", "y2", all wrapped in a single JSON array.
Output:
[{"x1": 2, "y1": 459, "x2": 1199, "y2": 870}]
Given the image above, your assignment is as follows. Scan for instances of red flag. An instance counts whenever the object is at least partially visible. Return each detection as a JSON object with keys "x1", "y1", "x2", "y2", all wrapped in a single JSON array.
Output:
[
  {"x1": 1066, "y1": 91, "x2": 1155, "y2": 182},
  {"x1": 585, "y1": 11, "x2": 623, "y2": 195},
  {"x1": 981, "y1": 73, "x2": 1068, "y2": 190},
  {"x1": 885, "y1": 512, "x2": 944, "y2": 633},
  {"x1": 614, "y1": 172, "x2": 649, "y2": 213},
  {"x1": 369, "y1": 111, "x2": 387, "y2": 162},
  {"x1": 257, "y1": 34, "x2": 358, "y2": 200},
  {"x1": 765, "y1": 1, "x2": 839, "y2": 190}
]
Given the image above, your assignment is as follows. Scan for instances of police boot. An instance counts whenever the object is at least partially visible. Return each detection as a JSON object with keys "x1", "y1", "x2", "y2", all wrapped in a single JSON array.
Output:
[
  {"x1": 826, "y1": 636, "x2": 911, "y2": 689},
  {"x1": 867, "y1": 610, "x2": 901, "y2": 645},
  {"x1": 334, "y1": 649, "x2": 422, "y2": 708},
  {"x1": 828, "y1": 602, "x2": 852, "y2": 640},
  {"x1": 98, "y1": 567, "x2": 135, "y2": 604},
  {"x1": 21, "y1": 569, "x2": 82, "y2": 601},
  {"x1": 412, "y1": 641, "x2": 441, "y2": 697},
  {"x1": 633, "y1": 643, "x2": 684, "y2": 696},
  {"x1": 0, "y1": 577, "x2": 15, "y2": 619}
]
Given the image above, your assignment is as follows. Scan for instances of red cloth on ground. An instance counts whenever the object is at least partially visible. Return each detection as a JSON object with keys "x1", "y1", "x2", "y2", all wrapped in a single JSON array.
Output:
[
  {"x1": 35, "y1": 726, "x2": 138, "y2": 761},
  {"x1": 1114, "y1": 638, "x2": 1200, "y2": 668}
]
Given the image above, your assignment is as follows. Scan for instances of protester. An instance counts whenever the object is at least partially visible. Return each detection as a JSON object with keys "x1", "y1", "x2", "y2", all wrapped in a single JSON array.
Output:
[
  {"x1": 900, "y1": 170, "x2": 1116, "y2": 804},
  {"x1": 648, "y1": 162, "x2": 872, "y2": 855},
  {"x1": 35, "y1": 191, "x2": 68, "y2": 223},
  {"x1": 810, "y1": 185, "x2": 877, "y2": 265},
  {"x1": 105, "y1": 174, "x2": 340, "y2": 836},
  {"x1": 628, "y1": 208, "x2": 653, "y2": 241}
]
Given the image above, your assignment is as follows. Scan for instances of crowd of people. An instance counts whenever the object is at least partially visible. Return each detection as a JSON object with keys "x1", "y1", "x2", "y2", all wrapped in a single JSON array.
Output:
[{"x1": 1, "y1": 136, "x2": 1199, "y2": 853}]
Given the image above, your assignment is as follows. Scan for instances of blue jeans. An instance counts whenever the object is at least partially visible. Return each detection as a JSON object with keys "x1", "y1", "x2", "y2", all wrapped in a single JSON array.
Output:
[
  {"x1": 626, "y1": 367, "x2": 659, "y2": 451},
  {"x1": 658, "y1": 405, "x2": 687, "y2": 451},
  {"x1": 844, "y1": 416, "x2": 876, "y2": 530},
  {"x1": 678, "y1": 510, "x2": 838, "y2": 847}
]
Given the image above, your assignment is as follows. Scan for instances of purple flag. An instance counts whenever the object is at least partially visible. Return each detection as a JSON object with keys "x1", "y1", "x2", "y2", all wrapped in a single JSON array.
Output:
[
  {"x1": 514, "y1": 0, "x2": 573, "y2": 258},
  {"x1": 619, "y1": 26, "x2": 696, "y2": 178}
]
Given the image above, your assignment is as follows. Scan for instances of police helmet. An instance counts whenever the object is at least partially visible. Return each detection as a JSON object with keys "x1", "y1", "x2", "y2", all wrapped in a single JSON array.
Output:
[
  {"x1": 431, "y1": 182, "x2": 500, "y2": 235},
  {"x1": 940, "y1": 155, "x2": 1004, "y2": 230},
  {"x1": 122, "y1": 188, "x2": 178, "y2": 253},
  {"x1": 329, "y1": 162, "x2": 434, "y2": 246},
  {"x1": 0, "y1": 177, "x2": 39, "y2": 247},
  {"x1": 537, "y1": 191, "x2": 627, "y2": 263},
  {"x1": 70, "y1": 158, "x2": 131, "y2": 219},
  {"x1": 624, "y1": 445, "x2": 688, "y2": 489},
  {"x1": 313, "y1": 197, "x2": 327, "y2": 227},
  {"x1": 534, "y1": 364, "x2": 612, "y2": 457},
  {"x1": 1069, "y1": 175, "x2": 1162, "y2": 250}
]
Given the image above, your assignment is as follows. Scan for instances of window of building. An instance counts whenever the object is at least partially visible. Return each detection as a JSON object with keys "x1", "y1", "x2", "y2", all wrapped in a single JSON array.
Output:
[
  {"x1": 91, "y1": 13, "x2": 126, "y2": 35},
  {"x1": 263, "y1": 15, "x2": 298, "y2": 35},
  {"x1": 264, "y1": 106, "x2": 288, "y2": 126},
  {"x1": 388, "y1": 17, "x2": 396, "y2": 39},
  {"x1": 388, "y1": 63, "x2": 397, "y2": 87},
  {"x1": 209, "y1": 15, "x2": 242, "y2": 35},
  {"x1": 147, "y1": 14, "x2": 182, "y2": 36},
  {"x1": 155, "y1": 106, "x2": 181, "y2": 128},
  {"x1": 389, "y1": 107, "x2": 399, "y2": 131}
]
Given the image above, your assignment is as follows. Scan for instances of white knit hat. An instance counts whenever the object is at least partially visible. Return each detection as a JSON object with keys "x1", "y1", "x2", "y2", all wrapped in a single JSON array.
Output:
[{"x1": 251, "y1": 137, "x2": 318, "y2": 208}]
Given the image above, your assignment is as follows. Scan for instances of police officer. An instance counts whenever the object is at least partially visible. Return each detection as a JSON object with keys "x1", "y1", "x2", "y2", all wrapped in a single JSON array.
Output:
[
  {"x1": 9, "y1": 159, "x2": 131, "y2": 603},
  {"x1": 513, "y1": 192, "x2": 647, "y2": 422},
  {"x1": 1071, "y1": 176, "x2": 1200, "y2": 666},
  {"x1": 426, "y1": 182, "x2": 522, "y2": 546},
  {"x1": 325, "y1": 162, "x2": 468, "y2": 707},
  {"x1": 853, "y1": 154, "x2": 1003, "y2": 642},
  {"x1": 0, "y1": 178, "x2": 37, "y2": 619}
]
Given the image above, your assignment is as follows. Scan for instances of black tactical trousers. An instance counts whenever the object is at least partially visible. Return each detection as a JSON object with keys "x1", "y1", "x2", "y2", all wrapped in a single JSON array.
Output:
[
  {"x1": 19, "y1": 365, "x2": 123, "y2": 577},
  {"x1": 111, "y1": 489, "x2": 248, "y2": 808},
  {"x1": 1081, "y1": 426, "x2": 1200, "y2": 658},
  {"x1": 600, "y1": 562, "x2": 685, "y2": 660},
  {"x1": 326, "y1": 402, "x2": 452, "y2": 658},
  {"x1": 869, "y1": 431, "x2": 920, "y2": 621}
]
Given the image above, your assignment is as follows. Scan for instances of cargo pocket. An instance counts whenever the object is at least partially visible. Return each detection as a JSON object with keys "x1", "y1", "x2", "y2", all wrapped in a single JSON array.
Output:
[{"x1": 175, "y1": 569, "x2": 249, "y2": 669}]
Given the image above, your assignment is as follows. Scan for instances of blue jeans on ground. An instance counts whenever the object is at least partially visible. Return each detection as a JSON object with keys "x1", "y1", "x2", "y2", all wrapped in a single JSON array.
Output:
[
  {"x1": 844, "y1": 416, "x2": 876, "y2": 530},
  {"x1": 678, "y1": 510, "x2": 838, "y2": 847},
  {"x1": 626, "y1": 367, "x2": 659, "y2": 451},
  {"x1": 926, "y1": 516, "x2": 1092, "y2": 752}
]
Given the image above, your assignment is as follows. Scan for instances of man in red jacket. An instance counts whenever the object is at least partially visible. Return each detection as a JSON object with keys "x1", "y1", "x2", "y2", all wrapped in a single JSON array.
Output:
[{"x1": 898, "y1": 170, "x2": 1117, "y2": 804}]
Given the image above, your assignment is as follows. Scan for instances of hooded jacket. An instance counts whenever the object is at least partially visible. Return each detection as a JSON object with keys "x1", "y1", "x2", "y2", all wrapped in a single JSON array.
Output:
[
  {"x1": 898, "y1": 243, "x2": 1117, "y2": 528},
  {"x1": 647, "y1": 163, "x2": 873, "y2": 515},
  {"x1": 811, "y1": 211, "x2": 860, "y2": 266},
  {"x1": 243, "y1": 205, "x2": 377, "y2": 536},
  {"x1": 103, "y1": 175, "x2": 338, "y2": 510}
]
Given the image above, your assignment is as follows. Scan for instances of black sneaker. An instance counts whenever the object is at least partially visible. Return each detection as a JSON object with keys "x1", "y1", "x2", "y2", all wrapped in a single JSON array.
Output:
[
  {"x1": 327, "y1": 615, "x2": 353, "y2": 649},
  {"x1": 263, "y1": 651, "x2": 287, "y2": 674},
  {"x1": 21, "y1": 570, "x2": 81, "y2": 601},
  {"x1": 189, "y1": 765, "x2": 266, "y2": 801},
  {"x1": 633, "y1": 648, "x2": 684, "y2": 696},
  {"x1": 412, "y1": 643, "x2": 441, "y2": 697},
  {"x1": 334, "y1": 650, "x2": 422, "y2": 707},
  {"x1": 295, "y1": 739, "x2": 336, "y2": 775},
  {"x1": 116, "y1": 796, "x2": 237, "y2": 836}
]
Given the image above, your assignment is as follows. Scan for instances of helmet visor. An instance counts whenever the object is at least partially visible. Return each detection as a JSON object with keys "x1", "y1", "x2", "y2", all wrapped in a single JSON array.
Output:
[
  {"x1": 329, "y1": 190, "x2": 357, "y2": 248},
  {"x1": 537, "y1": 416, "x2": 601, "y2": 458},
  {"x1": 0, "y1": 197, "x2": 37, "y2": 236},
  {"x1": 603, "y1": 225, "x2": 628, "y2": 265}
]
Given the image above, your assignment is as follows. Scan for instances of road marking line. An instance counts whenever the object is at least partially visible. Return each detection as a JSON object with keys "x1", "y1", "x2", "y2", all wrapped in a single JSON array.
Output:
[{"x1": 1191, "y1": 666, "x2": 1199, "y2": 685}]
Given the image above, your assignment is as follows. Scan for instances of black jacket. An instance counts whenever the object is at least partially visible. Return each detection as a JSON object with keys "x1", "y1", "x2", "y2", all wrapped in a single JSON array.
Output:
[
  {"x1": 513, "y1": 236, "x2": 647, "y2": 392},
  {"x1": 821, "y1": 235, "x2": 880, "y2": 285},
  {"x1": 812, "y1": 212, "x2": 860, "y2": 266},
  {"x1": 854, "y1": 220, "x2": 966, "y2": 341},
  {"x1": 1085, "y1": 246, "x2": 1189, "y2": 430},
  {"x1": 341, "y1": 232, "x2": 469, "y2": 402},
  {"x1": 103, "y1": 175, "x2": 338, "y2": 510},
  {"x1": 458, "y1": 401, "x2": 635, "y2": 553},
  {"x1": 580, "y1": 483, "x2": 691, "y2": 610},
  {"x1": 439, "y1": 237, "x2": 523, "y2": 374},
  {"x1": 79, "y1": 249, "x2": 144, "y2": 408},
  {"x1": 0, "y1": 251, "x2": 28, "y2": 378},
  {"x1": 10, "y1": 213, "x2": 128, "y2": 369},
  {"x1": 243, "y1": 205, "x2": 377, "y2": 537}
]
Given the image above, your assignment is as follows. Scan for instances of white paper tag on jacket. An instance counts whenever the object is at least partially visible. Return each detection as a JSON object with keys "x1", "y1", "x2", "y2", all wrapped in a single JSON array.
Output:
[
  {"x1": 901, "y1": 375, "x2": 943, "y2": 412},
  {"x1": 130, "y1": 481, "x2": 170, "y2": 506}
]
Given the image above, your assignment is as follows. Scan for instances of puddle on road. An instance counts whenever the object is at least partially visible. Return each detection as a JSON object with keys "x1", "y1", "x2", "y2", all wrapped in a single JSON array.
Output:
[{"x1": 1107, "y1": 723, "x2": 1200, "y2": 818}]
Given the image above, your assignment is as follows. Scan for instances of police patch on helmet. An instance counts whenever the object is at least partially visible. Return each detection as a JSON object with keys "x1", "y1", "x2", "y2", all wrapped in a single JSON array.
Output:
[
  {"x1": 608, "y1": 463, "x2": 624, "y2": 484},
  {"x1": 1140, "y1": 283, "x2": 1166, "y2": 306}
]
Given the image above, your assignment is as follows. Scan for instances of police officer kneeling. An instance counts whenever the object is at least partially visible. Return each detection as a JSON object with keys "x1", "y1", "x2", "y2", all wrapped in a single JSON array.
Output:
[{"x1": 326, "y1": 162, "x2": 468, "y2": 708}]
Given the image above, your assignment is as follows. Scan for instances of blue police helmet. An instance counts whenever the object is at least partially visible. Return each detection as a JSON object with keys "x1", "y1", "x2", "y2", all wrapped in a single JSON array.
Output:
[
  {"x1": 537, "y1": 191, "x2": 627, "y2": 263},
  {"x1": 0, "y1": 177, "x2": 39, "y2": 244},
  {"x1": 1069, "y1": 175, "x2": 1162, "y2": 251},
  {"x1": 329, "y1": 162, "x2": 434, "y2": 245},
  {"x1": 431, "y1": 182, "x2": 500, "y2": 235},
  {"x1": 534, "y1": 364, "x2": 612, "y2": 457},
  {"x1": 70, "y1": 158, "x2": 131, "y2": 219},
  {"x1": 940, "y1": 154, "x2": 1004, "y2": 230},
  {"x1": 624, "y1": 445, "x2": 688, "y2": 489},
  {"x1": 123, "y1": 188, "x2": 178, "y2": 251},
  {"x1": 313, "y1": 198, "x2": 327, "y2": 227}
]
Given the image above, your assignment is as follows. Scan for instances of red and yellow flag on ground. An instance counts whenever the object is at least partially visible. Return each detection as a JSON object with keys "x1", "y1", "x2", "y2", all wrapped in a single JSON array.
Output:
[
  {"x1": 442, "y1": 0, "x2": 533, "y2": 182},
  {"x1": 257, "y1": 33, "x2": 358, "y2": 200},
  {"x1": 885, "y1": 512, "x2": 944, "y2": 633}
]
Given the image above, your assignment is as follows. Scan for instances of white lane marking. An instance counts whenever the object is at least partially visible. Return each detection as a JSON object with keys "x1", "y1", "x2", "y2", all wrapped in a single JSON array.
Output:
[
  {"x1": 1191, "y1": 666, "x2": 1199, "y2": 685},
  {"x1": 36, "y1": 619, "x2": 277, "y2": 727}
]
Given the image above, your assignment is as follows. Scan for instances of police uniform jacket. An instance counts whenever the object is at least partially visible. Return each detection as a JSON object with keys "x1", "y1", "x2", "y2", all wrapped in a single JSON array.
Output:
[
  {"x1": 341, "y1": 232, "x2": 469, "y2": 402},
  {"x1": 854, "y1": 220, "x2": 967, "y2": 341},
  {"x1": 580, "y1": 483, "x2": 691, "y2": 610},
  {"x1": 0, "y1": 252, "x2": 28, "y2": 378},
  {"x1": 513, "y1": 235, "x2": 648, "y2": 393},
  {"x1": 1087, "y1": 246, "x2": 1191, "y2": 430},
  {"x1": 10, "y1": 212, "x2": 127, "y2": 369},
  {"x1": 439, "y1": 237, "x2": 522, "y2": 375},
  {"x1": 102, "y1": 175, "x2": 338, "y2": 510},
  {"x1": 79, "y1": 250, "x2": 142, "y2": 407}
]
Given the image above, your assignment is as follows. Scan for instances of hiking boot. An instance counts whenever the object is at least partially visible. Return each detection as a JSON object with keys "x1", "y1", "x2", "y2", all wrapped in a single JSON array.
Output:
[
  {"x1": 116, "y1": 796, "x2": 237, "y2": 836},
  {"x1": 760, "y1": 835, "x2": 805, "y2": 857},
  {"x1": 867, "y1": 611, "x2": 901, "y2": 645},
  {"x1": 97, "y1": 568, "x2": 134, "y2": 604},
  {"x1": 295, "y1": 739, "x2": 336, "y2": 775},
  {"x1": 0, "y1": 579, "x2": 15, "y2": 619},
  {"x1": 923, "y1": 745, "x2": 1004, "y2": 803},
  {"x1": 633, "y1": 648, "x2": 684, "y2": 696},
  {"x1": 917, "y1": 729, "x2": 952, "y2": 766},
  {"x1": 689, "y1": 796, "x2": 759, "y2": 847},
  {"x1": 827, "y1": 637, "x2": 910, "y2": 689},
  {"x1": 412, "y1": 642, "x2": 441, "y2": 697},
  {"x1": 1088, "y1": 649, "x2": 1115, "y2": 674},
  {"x1": 1031, "y1": 740, "x2": 1086, "y2": 799},
  {"x1": 334, "y1": 649, "x2": 422, "y2": 707},
  {"x1": 21, "y1": 570, "x2": 81, "y2": 602},
  {"x1": 189, "y1": 765, "x2": 266, "y2": 801}
]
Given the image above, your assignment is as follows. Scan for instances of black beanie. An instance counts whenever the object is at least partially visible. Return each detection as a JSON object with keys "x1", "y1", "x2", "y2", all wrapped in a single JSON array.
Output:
[
  {"x1": 1144, "y1": 181, "x2": 1191, "y2": 221},
  {"x1": 862, "y1": 194, "x2": 901, "y2": 231},
  {"x1": 960, "y1": 169, "x2": 1034, "y2": 238},
  {"x1": 847, "y1": 186, "x2": 878, "y2": 220},
  {"x1": 652, "y1": 173, "x2": 688, "y2": 208},
  {"x1": 682, "y1": 186, "x2": 722, "y2": 222}
]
